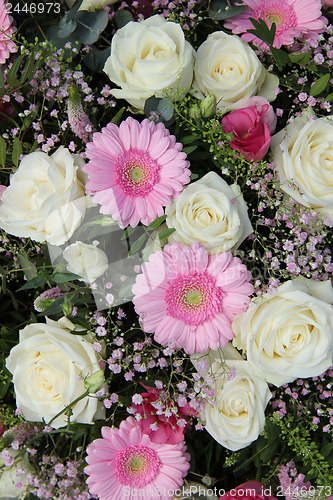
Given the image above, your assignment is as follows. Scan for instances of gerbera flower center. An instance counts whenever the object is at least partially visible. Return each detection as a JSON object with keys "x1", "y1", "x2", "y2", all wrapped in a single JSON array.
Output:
[
  {"x1": 115, "y1": 445, "x2": 161, "y2": 487},
  {"x1": 116, "y1": 149, "x2": 160, "y2": 197},
  {"x1": 165, "y1": 272, "x2": 223, "y2": 325},
  {"x1": 257, "y1": 0, "x2": 297, "y2": 33}
]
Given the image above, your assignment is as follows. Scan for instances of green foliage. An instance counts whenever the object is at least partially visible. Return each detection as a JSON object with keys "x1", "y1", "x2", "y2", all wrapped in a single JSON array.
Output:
[{"x1": 208, "y1": 0, "x2": 247, "y2": 20}]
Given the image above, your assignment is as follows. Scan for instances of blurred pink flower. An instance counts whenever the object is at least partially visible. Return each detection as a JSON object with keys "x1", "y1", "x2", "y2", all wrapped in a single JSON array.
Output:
[
  {"x1": 224, "y1": 0, "x2": 327, "y2": 50},
  {"x1": 85, "y1": 416, "x2": 190, "y2": 500},
  {"x1": 132, "y1": 241, "x2": 253, "y2": 355},
  {"x1": 132, "y1": 384, "x2": 194, "y2": 445},
  {"x1": 83, "y1": 117, "x2": 191, "y2": 228},
  {"x1": 222, "y1": 105, "x2": 271, "y2": 161},
  {"x1": 219, "y1": 481, "x2": 278, "y2": 500},
  {"x1": 0, "y1": 0, "x2": 17, "y2": 63}
]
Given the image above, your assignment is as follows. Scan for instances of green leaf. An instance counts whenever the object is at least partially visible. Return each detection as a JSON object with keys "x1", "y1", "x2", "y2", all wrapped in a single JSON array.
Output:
[
  {"x1": 183, "y1": 145, "x2": 197, "y2": 155},
  {"x1": 158, "y1": 227, "x2": 176, "y2": 240},
  {"x1": 114, "y1": 9, "x2": 134, "y2": 29},
  {"x1": 148, "y1": 215, "x2": 167, "y2": 230},
  {"x1": 17, "y1": 252, "x2": 38, "y2": 280},
  {"x1": 0, "y1": 66, "x2": 4, "y2": 88},
  {"x1": 0, "y1": 136, "x2": 6, "y2": 168},
  {"x1": 325, "y1": 92, "x2": 333, "y2": 102},
  {"x1": 18, "y1": 276, "x2": 47, "y2": 291},
  {"x1": 248, "y1": 18, "x2": 275, "y2": 46},
  {"x1": 111, "y1": 107, "x2": 126, "y2": 125},
  {"x1": 288, "y1": 52, "x2": 311, "y2": 66},
  {"x1": 121, "y1": 225, "x2": 136, "y2": 241},
  {"x1": 181, "y1": 134, "x2": 200, "y2": 144},
  {"x1": 209, "y1": 4, "x2": 247, "y2": 20},
  {"x1": 128, "y1": 233, "x2": 147, "y2": 256},
  {"x1": 271, "y1": 47, "x2": 291, "y2": 71},
  {"x1": 52, "y1": 272, "x2": 81, "y2": 283},
  {"x1": 58, "y1": 17, "x2": 77, "y2": 38},
  {"x1": 7, "y1": 53, "x2": 26, "y2": 82},
  {"x1": 12, "y1": 137, "x2": 22, "y2": 167},
  {"x1": 310, "y1": 73, "x2": 331, "y2": 96},
  {"x1": 73, "y1": 10, "x2": 109, "y2": 45}
]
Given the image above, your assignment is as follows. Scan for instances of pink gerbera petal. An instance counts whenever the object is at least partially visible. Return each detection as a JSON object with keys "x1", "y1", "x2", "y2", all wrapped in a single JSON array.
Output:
[
  {"x1": 132, "y1": 242, "x2": 254, "y2": 355},
  {"x1": 0, "y1": 0, "x2": 17, "y2": 63},
  {"x1": 224, "y1": 0, "x2": 327, "y2": 49},
  {"x1": 83, "y1": 117, "x2": 191, "y2": 228},
  {"x1": 84, "y1": 417, "x2": 190, "y2": 500}
]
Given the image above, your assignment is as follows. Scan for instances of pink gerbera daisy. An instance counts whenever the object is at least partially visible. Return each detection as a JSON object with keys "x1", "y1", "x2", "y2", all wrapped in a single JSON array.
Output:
[
  {"x1": 224, "y1": 0, "x2": 327, "y2": 49},
  {"x1": 84, "y1": 416, "x2": 190, "y2": 500},
  {"x1": 0, "y1": 0, "x2": 17, "y2": 64},
  {"x1": 83, "y1": 117, "x2": 191, "y2": 228},
  {"x1": 132, "y1": 242, "x2": 254, "y2": 355}
]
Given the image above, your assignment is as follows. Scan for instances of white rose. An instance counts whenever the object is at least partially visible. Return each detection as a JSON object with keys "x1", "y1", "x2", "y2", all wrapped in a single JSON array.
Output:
[
  {"x1": 104, "y1": 15, "x2": 194, "y2": 110},
  {"x1": 194, "y1": 344, "x2": 271, "y2": 451},
  {"x1": 65, "y1": 0, "x2": 118, "y2": 11},
  {"x1": 0, "y1": 147, "x2": 87, "y2": 245},
  {"x1": 0, "y1": 450, "x2": 29, "y2": 498},
  {"x1": 5, "y1": 317, "x2": 105, "y2": 429},
  {"x1": 232, "y1": 277, "x2": 333, "y2": 387},
  {"x1": 63, "y1": 241, "x2": 109, "y2": 283},
  {"x1": 193, "y1": 31, "x2": 279, "y2": 114},
  {"x1": 271, "y1": 112, "x2": 333, "y2": 222},
  {"x1": 165, "y1": 172, "x2": 253, "y2": 253}
]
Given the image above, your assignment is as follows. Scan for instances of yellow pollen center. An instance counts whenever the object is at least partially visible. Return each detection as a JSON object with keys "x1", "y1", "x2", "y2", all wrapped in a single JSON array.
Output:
[
  {"x1": 130, "y1": 458, "x2": 142, "y2": 470},
  {"x1": 268, "y1": 14, "x2": 281, "y2": 25},
  {"x1": 185, "y1": 291, "x2": 201, "y2": 305},
  {"x1": 131, "y1": 167, "x2": 143, "y2": 182}
]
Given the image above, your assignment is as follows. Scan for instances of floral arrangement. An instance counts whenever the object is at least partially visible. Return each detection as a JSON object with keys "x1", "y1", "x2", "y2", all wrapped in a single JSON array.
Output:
[{"x1": 0, "y1": 0, "x2": 333, "y2": 499}]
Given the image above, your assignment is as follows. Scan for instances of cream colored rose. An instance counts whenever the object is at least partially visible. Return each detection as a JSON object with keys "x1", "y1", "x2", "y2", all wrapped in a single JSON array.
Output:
[
  {"x1": 233, "y1": 277, "x2": 333, "y2": 387},
  {"x1": 0, "y1": 147, "x2": 87, "y2": 245},
  {"x1": 193, "y1": 31, "x2": 279, "y2": 114},
  {"x1": 5, "y1": 317, "x2": 104, "y2": 429},
  {"x1": 65, "y1": 0, "x2": 118, "y2": 11},
  {"x1": 63, "y1": 241, "x2": 109, "y2": 283},
  {"x1": 271, "y1": 112, "x2": 333, "y2": 222},
  {"x1": 104, "y1": 15, "x2": 194, "y2": 111},
  {"x1": 165, "y1": 172, "x2": 253, "y2": 253},
  {"x1": 194, "y1": 344, "x2": 271, "y2": 451}
]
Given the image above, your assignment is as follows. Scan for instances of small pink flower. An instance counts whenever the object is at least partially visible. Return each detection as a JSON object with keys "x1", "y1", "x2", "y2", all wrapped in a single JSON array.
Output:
[
  {"x1": 222, "y1": 106, "x2": 271, "y2": 161},
  {"x1": 132, "y1": 242, "x2": 253, "y2": 355},
  {"x1": 224, "y1": 0, "x2": 327, "y2": 50},
  {"x1": 85, "y1": 416, "x2": 190, "y2": 500},
  {"x1": 83, "y1": 117, "x2": 191, "y2": 228},
  {"x1": 0, "y1": 0, "x2": 17, "y2": 63}
]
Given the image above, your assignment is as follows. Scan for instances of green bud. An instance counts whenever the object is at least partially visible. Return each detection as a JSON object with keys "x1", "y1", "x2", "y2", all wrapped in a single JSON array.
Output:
[
  {"x1": 62, "y1": 302, "x2": 73, "y2": 316},
  {"x1": 189, "y1": 104, "x2": 201, "y2": 122},
  {"x1": 33, "y1": 297, "x2": 55, "y2": 313},
  {"x1": 84, "y1": 370, "x2": 105, "y2": 393},
  {"x1": 200, "y1": 94, "x2": 216, "y2": 119}
]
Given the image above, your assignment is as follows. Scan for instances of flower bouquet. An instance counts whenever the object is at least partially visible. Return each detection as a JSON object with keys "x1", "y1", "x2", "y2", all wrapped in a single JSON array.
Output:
[{"x1": 0, "y1": 0, "x2": 333, "y2": 499}]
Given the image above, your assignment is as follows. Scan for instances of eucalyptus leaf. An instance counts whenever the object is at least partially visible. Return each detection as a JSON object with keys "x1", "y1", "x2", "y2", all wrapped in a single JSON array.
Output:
[
  {"x1": 209, "y1": 4, "x2": 247, "y2": 20},
  {"x1": 114, "y1": 9, "x2": 134, "y2": 29},
  {"x1": 58, "y1": 17, "x2": 77, "y2": 38},
  {"x1": 52, "y1": 272, "x2": 81, "y2": 283},
  {"x1": 18, "y1": 276, "x2": 47, "y2": 291},
  {"x1": 83, "y1": 46, "x2": 110, "y2": 72},
  {"x1": 73, "y1": 10, "x2": 109, "y2": 45}
]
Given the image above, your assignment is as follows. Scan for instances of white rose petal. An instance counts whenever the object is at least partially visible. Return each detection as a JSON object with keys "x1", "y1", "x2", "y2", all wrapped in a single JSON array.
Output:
[
  {"x1": 165, "y1": 171, "x2": 253, "y2": 253},
  {"x1": 104, "y1": 15, "x2": 194, "y2": 110},
  {"x1": 193, "y1": 344, "x2": 271, "y2": 451},
  {"x1": 232, "y1": 277, "x2": 333, "y2": 386},
  {"x1": 63, "y1": 241, "x2": 109, "y2": 283},
  {"x1": 271, "y1": 112, "x2": 333, "y2": 221},
  {"x1": 193, "y1": 31, "x2": 279, "y2": 114},
  {"x1": 5, "y1": 317, "x2": 105, "y2": 429},
  {"x1": 0, "y1": 147, "x2": 87, "y2": 245}
]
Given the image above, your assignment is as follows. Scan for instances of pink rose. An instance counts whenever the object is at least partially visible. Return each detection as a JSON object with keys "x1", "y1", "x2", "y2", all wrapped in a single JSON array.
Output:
[
  {"x1": 322, "y1": 0, "x2": 333, "y2": 9},
  {"x1": 219, "y1": 481, "x2": 277, "y2": 500},
  {"x1": 222, "y1": 106, "x2": 271, "y2": 161},
  {"x1": 131, "y1": 384, "x2": 194, "y2": 445},
  {"x1": 241, "y1": 96, "x2": 277, "y2": 133}
]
